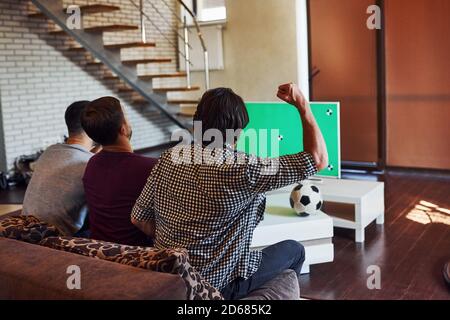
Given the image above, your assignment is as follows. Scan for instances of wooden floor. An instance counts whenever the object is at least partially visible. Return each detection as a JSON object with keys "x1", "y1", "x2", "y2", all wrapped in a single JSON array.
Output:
[
  {"x1": 0, "y1": 204, "x2": 23, "y2": 216},
  {"x1": 300, "y1": 169, "x2": 450, "y2": 300},
  {"x1": 0, "y1": 185, "x2": 25, "y2": 205}
]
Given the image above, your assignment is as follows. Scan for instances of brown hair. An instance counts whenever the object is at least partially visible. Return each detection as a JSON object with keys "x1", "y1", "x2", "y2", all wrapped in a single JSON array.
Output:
[{"x1": 81, "y1": 97, "x2": 125, "y2": 145}]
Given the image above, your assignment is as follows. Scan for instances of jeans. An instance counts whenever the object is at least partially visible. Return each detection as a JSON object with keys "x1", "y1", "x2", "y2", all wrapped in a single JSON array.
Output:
[
  {"x1": 220, "y1": 240, "x2": 305, "y2": 300},
  {"x1": 74, "y1": 214, "x2": 90, "y2": 238}
]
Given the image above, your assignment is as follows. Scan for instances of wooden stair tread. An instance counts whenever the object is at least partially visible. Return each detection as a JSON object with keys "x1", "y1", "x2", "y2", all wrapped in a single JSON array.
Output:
[
  {"x1": 84, "y1": 24, "x2": 138, "y2": 33},
  {"x1": 133, "y1": 98, "x2": 199, "y2": 105},
  {"x1": 85, "y1": 61, "x2": 102, "y2": 66},
  {"x1": 50, "y1": 24, "x2": 137, "y2": 35},
  {"x1": 116, "y1": 86, "x2": 134, "y2": 92},
  {"x1": 28, "y1": 12, "x2": 46, "y2": 18},
  {"x1": 178, "y1": 114, "x2": 195, "y2": 118},
  {"x1": 139, "y1": 72, "x2": 187, "y2": 80},
  {"x1": 132, "y1": 97, "x2": 149, "y2": 104},
  {"x1": 167, "y1": 99, "x2": 200, "y2": 104},
  {"x1": 104, "y1": 41, "x2": 156, "y2": 49},
  {"x1": 178, "y1": 111, "x2": 196, "y2": 117},
  {"x1": 179, "y1": 106, "x2": 198, "y2": 117},
  {"x1": 103, "y1": 74, "x2": 119, "y2": 80},
  {"x1": 153, "y1": 86, "x2": 200, "y2": 92},
  {"x1": 67, "y1": 46, "x2": 86, "y2": 52},
  {"x1": 29, "y1": 4, "x2": 120, "y2": 18},
  {"x1": 72, "y1": 4, "x2": 121, "y2": 14},
  {"x1": 122, "y1": 58, "x2": 172, "y2": 65}
]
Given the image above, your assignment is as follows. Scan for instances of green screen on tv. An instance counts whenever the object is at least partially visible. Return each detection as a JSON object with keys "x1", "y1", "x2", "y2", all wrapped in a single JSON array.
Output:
[{"x1": 236, "y1": 102, "x2": 341, "y2": 178}]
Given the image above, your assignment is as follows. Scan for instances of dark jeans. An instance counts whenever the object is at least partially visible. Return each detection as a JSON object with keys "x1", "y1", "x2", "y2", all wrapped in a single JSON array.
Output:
[
  {"x1": 74, "y1": 229, "x2": 91, "y2": 238},
  {"x1": 74, "y1": 214, "x2": 90, "y2": 238},
  {"x1": 221, "y1": 240, "x2": 305, "y2": 300}
]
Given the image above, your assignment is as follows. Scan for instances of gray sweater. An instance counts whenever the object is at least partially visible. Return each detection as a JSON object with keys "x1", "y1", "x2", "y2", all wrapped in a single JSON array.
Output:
[{"x1": 23, "y1": 144, "x2": 92, "y2": 235}]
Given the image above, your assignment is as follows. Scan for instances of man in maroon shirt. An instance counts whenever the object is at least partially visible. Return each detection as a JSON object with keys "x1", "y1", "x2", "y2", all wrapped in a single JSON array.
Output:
[{"x1": 81, "y1": 96, "x2": 156, "y2": 246}]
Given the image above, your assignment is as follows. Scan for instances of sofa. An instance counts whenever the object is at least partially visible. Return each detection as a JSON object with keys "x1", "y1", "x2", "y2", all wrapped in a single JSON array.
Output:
[{"x1": 0, "y1": 214, "x2": 300, "y2": 300}]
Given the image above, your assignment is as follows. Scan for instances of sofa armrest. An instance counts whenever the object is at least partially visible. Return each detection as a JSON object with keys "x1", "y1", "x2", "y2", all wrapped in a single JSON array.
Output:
[{"x1": 0, "y1": 238, "x2": 187, "y2": 300}]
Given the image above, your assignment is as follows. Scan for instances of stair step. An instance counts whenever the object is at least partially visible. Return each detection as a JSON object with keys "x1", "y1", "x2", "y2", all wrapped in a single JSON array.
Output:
[
  {"x1": 139, "y1": 72, "x2": 187, "y2": 81},
  {"x1": 28, "y1": 12, "x2": 46, "y2": 18},
  {"x1": 29, "y1": 4, "x2": 120, "y2": 18},
  {"x1": 178, "y1": 106, "x2": 198, "y2": 117},
  {"x1": 178, "y1": 110, "x2": 196, "y2": 118},
  {"x1": 50, "y1": 24, "x2": 138, "y2": 35},
  {"x1": 167, "y1": 99, "x2": 200, "y2": 105},
  {"x1": 132, "y1": 97, "x2": 149, "y2": 105},
  {"x1": 85, "y1": 24, "x2": 139, "y2": 33},
  {"x1": 103, "y1": 74, "x2": 119, "y2": 80},
  {"x1": 86, "y1": 61, "x2": 103, "y2": 66},
  {"x1": 153, "y1": 86, "x2": 200, "y2": 93},
  {"x1": 104, "y1": 41, "x2": 156, "y2": 50},
  {"x1": 178, "y1": 112, "x2": 196, "y2": 117},
  {"x1": 106, "y1": 74, "x2": 188, "y2": 83},
  {"x1": 122, "y1": 58, "x2": 172, "y2": 65},
  {"x1": 71, "y1": 4, "x2": 121, "y2": 14},
  {"x1": 117, "y1": 86, "x2": 134, "y2": 93},
  {"x1": 67, "y1": 46, "x2": 86, "y2": 52}
]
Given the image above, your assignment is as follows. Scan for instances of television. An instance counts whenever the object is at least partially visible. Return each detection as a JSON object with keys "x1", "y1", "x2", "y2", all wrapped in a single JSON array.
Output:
[{"x1": 236, "y1": 102, "x2": 341, "y2": 178}]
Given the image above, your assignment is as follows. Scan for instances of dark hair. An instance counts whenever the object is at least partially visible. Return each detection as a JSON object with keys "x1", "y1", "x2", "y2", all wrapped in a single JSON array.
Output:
[
  {"x1": 65, "y1": 101, "x2": 90, "y2": 135},
  {"x1": 193, "y1": 88, "x2": 249, "y2": 143},
  {"x1": 81, "y1": 96, "x2": 125, "y2": 145}
]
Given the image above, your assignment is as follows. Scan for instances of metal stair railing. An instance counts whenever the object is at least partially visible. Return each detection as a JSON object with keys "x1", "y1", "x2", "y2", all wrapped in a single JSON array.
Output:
[
  {"x1": 31, "y1": 0, "x2": 187, "y2": 129},
  {"x1": 177, "y1": 0, "x2": 210, "y2": 90},
  {"x1": 138, "y1": 0, "x2": 210, "y2": 90},
  {"x1": 129, "y1": 0, "x2": 193, "y2": 68}
]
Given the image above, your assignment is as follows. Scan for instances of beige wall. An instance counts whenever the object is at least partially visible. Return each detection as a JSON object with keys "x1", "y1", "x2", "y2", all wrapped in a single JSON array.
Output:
[{"x1": 192, "y1": 0, "x2": 300, "y2": 101}]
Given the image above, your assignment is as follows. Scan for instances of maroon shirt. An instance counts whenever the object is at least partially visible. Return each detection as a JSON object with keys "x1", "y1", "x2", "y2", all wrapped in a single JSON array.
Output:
[{"x1": 83, "y1": 151, "x2": 157, "y2": 246}]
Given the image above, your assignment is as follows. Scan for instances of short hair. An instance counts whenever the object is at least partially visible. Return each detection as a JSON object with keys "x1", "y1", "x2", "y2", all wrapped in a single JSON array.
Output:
[
  {"x1": 65, "y1": 101, "x2": 90, "y2": 135},
  {"x1": 81, "y1": 97, "x2": 125, "y2": 145},
  {"x1": 193, "y1": 88, "x2": 249, "y2": 143}
]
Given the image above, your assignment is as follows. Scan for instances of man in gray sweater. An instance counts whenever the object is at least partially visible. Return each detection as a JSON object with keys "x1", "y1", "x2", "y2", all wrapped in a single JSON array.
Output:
[{"x1": 23, "y1": 101, "x2": 96, "y2": 235}]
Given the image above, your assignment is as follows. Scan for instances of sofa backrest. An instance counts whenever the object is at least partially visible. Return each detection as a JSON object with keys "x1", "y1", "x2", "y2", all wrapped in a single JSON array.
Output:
[{"x1": 0, "y1": 238, "x2": 187, "y2": 300}]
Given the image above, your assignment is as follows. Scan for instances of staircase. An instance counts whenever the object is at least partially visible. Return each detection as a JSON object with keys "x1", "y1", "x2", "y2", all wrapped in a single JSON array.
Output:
[{"x1": 29, "y1": 0, "x2": 203, "y2": 130}]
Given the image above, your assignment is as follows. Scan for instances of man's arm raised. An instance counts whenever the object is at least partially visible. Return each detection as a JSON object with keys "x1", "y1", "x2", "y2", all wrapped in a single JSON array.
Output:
[{"x1": 277, "y1": 83, "x2": 328, "y2": 171}]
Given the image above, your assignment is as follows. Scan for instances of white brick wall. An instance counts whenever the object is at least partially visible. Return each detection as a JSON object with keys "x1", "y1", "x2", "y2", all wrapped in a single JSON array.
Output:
[{"x1": 0, "y1": 0, "x2": 186, "y2": 171}]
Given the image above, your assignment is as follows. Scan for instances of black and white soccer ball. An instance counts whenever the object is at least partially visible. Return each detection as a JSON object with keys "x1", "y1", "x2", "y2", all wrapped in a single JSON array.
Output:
[{"x1": 289, "y1": 183, "x2": 323, "y2": 217}]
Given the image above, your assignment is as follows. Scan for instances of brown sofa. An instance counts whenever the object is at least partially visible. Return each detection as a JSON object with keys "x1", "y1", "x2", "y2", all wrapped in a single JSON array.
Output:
[
  {"x1": 0, "y1": 214, "x2": 300, "y2": 300},
  {"x1": 0, "y1": 237, "x2": 187, "y2": 299}
]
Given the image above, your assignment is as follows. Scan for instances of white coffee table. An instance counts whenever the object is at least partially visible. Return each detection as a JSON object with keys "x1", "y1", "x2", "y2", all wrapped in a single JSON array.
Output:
[
  {"x1": 273, "y1": 178, "x2": 385, "y2": 243},
  {"x1": 252, "y1": 192, "x2": 334, "y2": 274}
]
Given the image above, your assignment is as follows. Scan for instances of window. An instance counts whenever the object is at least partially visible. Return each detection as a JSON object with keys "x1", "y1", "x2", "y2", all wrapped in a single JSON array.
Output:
[{"x1": 195, "y1": 0, "x2": 226, "y2": 22}]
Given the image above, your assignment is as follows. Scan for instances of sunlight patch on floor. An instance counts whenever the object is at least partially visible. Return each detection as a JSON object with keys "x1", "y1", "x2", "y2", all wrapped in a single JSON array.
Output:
[{"x1": 406, "y1": 200, "x2": 450, "y2": 226}]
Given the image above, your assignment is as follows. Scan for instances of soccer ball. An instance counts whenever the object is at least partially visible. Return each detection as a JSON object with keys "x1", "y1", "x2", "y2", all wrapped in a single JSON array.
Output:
[{"x1": 289, "y1": 183, "x2": 323, "y2": 217}]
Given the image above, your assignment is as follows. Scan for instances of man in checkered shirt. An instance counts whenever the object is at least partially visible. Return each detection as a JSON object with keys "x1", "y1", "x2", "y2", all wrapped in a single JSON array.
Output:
[{"x1": 132, "y1": 83, "x2": 328, "y2": 299}]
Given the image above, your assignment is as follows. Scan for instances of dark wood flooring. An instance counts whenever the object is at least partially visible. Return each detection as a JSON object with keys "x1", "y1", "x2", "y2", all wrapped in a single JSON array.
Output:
[
  {"x1": 0, "y1": 185, "x2": 25, "y2": 204},
  {"x1": 299, "y1": 170, "x2": 450, "y2": 300}
]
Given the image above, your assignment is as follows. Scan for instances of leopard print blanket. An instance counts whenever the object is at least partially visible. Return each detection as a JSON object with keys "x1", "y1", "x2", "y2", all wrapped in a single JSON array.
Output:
[
  {"x1": 40, "y1": 236, "x2": 223, "y2": 300},
  {"x1": 0, "y1": 215, "x2": 223, "y2": 300},
  {"x1": 0, "y1": 215, "x2": 60, "y2": 243}
]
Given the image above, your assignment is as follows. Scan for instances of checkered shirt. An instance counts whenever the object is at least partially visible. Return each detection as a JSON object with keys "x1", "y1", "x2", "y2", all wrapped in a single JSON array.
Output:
[{"x1": 131, "y1": 143, "x2": 317, "y2": 290}]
